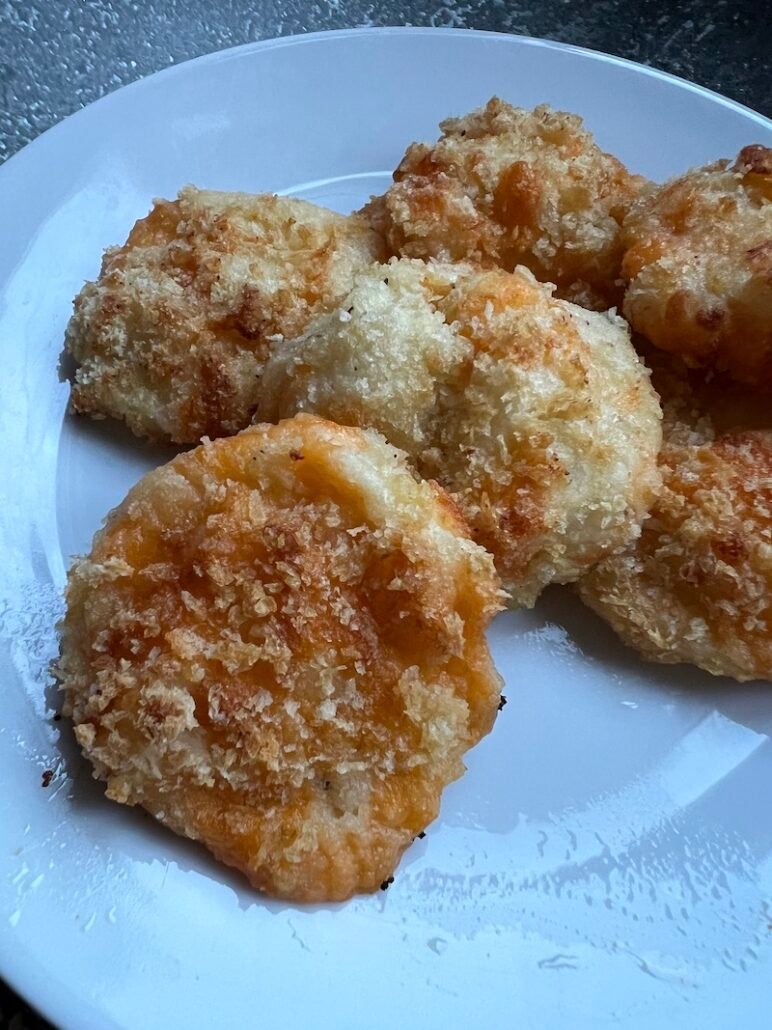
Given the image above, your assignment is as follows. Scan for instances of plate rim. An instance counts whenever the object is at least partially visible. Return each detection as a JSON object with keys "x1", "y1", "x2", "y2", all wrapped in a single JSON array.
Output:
[
  {"x1": 2, "y1": 25, "x2": 772, "y2": 1030},
  {"x1": 0, "y1": 25, "x2": 770, "y2": 190}
]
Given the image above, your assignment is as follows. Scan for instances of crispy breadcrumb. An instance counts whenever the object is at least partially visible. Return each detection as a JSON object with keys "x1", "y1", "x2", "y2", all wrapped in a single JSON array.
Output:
[
  {"x1": 259, "y1": 259, "x2": 472, "y2": 456},
  {"x1": 58, "y1": 415, "x2": 503, "y2": 901},
  {"x1": 363, "y1": 99, "x2": 645, "y2": 307},
  {"x1": 580, "y1": 355, "x2": 772, "y2": 682},
  {"x1": 622, "y1": 146, "x2": 772, "y2": 386},
  {"x1": 66, "y1": 188, "x2": 384, "y2": 443},
  {"x1": 259, "y1": 260, "x2": 662, "y2": 605}
]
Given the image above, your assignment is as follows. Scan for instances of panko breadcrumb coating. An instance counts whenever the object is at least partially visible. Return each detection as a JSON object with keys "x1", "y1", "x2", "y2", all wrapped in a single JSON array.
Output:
[
  {"x1": 259, "y1": 260, "x2": 662, "y2": 606},
  {"x1": 66, "y1": 188, "x2": 384, "y2": 443},
  {"x1": 363, "y1": 99, "x2": 645, "y2": 308},
  {"x1": 579, "y1": 357, "x2": 772, "y2": 682},
  {"x1": 622, "y1": 145, "x2": 772, "y2": 387},
  {"x1": 58, "y1": 415, "x2": 503, "y2": 901},
  {"x1": 259, "y1": 259, "x2": 472, "y2": 457}
]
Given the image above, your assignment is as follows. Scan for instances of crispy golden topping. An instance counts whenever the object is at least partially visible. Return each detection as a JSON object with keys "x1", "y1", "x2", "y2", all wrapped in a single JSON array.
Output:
[
  {"x1": 58, "y1": 415, "x2": 503, "y2": 900},
  {"x1": 363, "y1": 99, "x2": 645, "y2": 307},
  {"x1": 66, "y1": 188, "x2": 384, "y2": 443},
  {"x1": 622, "y1": 147, "x2": 772, "y2": 387},
  {"x1": 580, "y1": 354, "x2": 772, "y2": 682},
  {"x1": 259, "y1": 259, "x2": 662, "y2": 606}
]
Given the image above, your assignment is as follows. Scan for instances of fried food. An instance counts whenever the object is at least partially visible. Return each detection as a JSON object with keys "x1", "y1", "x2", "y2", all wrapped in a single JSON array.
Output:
[
  {"x1": 579, "y1": 357, "x2": 772, "y2": 682},
  {"x1": 622, "y1": 145, "x2": 772, "y2": 387},
  {"x1": 363, "y1": 99, "x2": 645, "y2": 308},
  {"x1": 66, "y1": 188, "x2": 384, "y2": 443},
  {"x1": 258, "y1": 258, "x2": 472, "y2": 457},
  {"x1": 259, "y1": 260, "x2": 662, "y2": 606},
  {"x1": 58, "y1": 415, "x2": 503, "y2": 901}
]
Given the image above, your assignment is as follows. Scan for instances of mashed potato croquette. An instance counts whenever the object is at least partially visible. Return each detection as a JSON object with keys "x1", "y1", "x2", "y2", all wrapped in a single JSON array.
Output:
[
  {"x1": 259, "y1": 260, "x2": 662, "y2": 606},
  {"x1": 579, "y1": 422, "x2": 772, "y2": 682},
  {"x1": 622, "y1": 145, "x2": 772, "y2": 386},
  {"x1": 66, "y1": 188, "x2": 384, "y2": 443},
  {"x1": 58, "y1": 415, "x2": 504, "y2": 901},
  {"x1": 363, "y1": 99, "x2": 645, "y2": 307},
  {"x1": 259, "y1": 258, "x2": 472, "y2": 457}
]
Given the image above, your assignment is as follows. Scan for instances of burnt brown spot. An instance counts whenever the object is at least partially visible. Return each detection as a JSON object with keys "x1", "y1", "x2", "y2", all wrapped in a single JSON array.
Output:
[
  {"x1": 233, "y1": 285, "x2": 271, "y2": 340},
  {"x1": 493, "y1": 161, "x2": 541, "y2": 231},
  {"x1": 41, "y1": 769, "x2": 54, "y2": 787},
  {"x1": 695, "y1": 306, "x2": 726, "y2": 330},
  {"x1": 735, "y1": 145, "x2": 772, "y2": 176},
  {"x1": 747, "y1": 240, "x2": 772, "y2": 260},
  {"x1": 747, "y1": 241, "x2": 772, "y2": 280},
  {"x1": 714, "y1": 534, "x2": 748, "y2": 563}
]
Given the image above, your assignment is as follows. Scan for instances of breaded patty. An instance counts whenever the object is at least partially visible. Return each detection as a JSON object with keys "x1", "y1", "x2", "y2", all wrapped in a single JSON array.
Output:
[
  {"x1": 259, "y1": 259, "x2": 472, "y2": 457},
  {"x1": 259, "y1": 260, "x2": 662, "y2": 606},
  {"x1": 622, "y1": 145, "x2": 772, "y2": 387},
  {"x1": 363, "y1": 99, "x2": 645, "y2": 307},
  {"x1": 579, "y1": 423, "x2": 772, "y2": 682},
  {"x1": 66, "y1": 188, "x2": 384, "y2": 443},
  {"x1": 580, "y1": 348, "x2": 772, "y2": 681},
  {"x1": 58, "y1": 415, "x2": 503, "y2": 901}
]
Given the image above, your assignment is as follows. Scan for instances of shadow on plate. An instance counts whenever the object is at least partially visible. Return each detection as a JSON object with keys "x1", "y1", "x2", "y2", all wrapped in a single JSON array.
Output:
[
  {"x1": 42, "y1": 574, "x2": 772, "y2": 921},
  {"x1": 537, "y1": 585, "x2": 772, "y2": 737},
  {"x1": 58, "y1": 407, "x2": 186, "y2": 466}
]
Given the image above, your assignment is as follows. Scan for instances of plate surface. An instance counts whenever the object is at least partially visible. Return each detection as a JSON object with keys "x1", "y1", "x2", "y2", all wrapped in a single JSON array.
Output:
[{"x1": 1, "y1": 27, "x2": 772, "y2": 1030}]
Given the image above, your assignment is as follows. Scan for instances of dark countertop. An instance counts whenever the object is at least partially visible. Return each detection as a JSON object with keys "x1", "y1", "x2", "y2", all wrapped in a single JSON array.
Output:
[
  {"x1": 1, "y1": 0, "x2": 770, "y2": 164},
  {"x1": 0, "y1": 2, "x2": 770, "y2": 1027}
]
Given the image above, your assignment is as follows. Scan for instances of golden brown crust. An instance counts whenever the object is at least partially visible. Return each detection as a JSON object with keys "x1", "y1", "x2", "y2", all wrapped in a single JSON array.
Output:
[
  {"x1": 58, "y1": 415, "x2": 503, "y2": 900},
  {"x1": 259, "y1": 260, "x2": 662, "y2": 606},
  {"x1": 66, "y1": 188, "x2": 384, "y2": 443},
  {"x1": 434, "y1": 269, "x2": 661, "y2": 604},
  {"x1": 622, "y1": 148, "x2": 772, "y2": 387},
  {"x1": 362, "y1": 99, "x2": 645, "y2": 307},
  {"x1": 579, "y1": 358, "x2": 772, "y2": 682}
]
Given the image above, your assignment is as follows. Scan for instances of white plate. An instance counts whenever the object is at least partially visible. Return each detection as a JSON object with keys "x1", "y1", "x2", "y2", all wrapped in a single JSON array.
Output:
[{"x1": 2, "y1": 27, "x2": 772, "y2": 1030}]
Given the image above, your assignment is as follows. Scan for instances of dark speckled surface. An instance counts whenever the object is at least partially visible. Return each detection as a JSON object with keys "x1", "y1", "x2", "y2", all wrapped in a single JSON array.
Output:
[
  {"x1": 1, "y1": 0, "x2": 770, "y2": 163},
  {"x1": 0, "y1": 1, "x2": 770, "y2": 1026}
]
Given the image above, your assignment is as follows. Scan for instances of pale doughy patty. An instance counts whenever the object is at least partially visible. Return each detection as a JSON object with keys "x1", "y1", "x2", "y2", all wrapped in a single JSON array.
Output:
[
  {"x1": 66, "y1": 188, "x2": 385, "y2": 443},
  {"x1": 58, "y1": 415, "x2": 504, "y2": 901},
  {"x1": 580, "y1": 353, "x2": 772, "y2": 682},
  {"x1": 622, "y1": 145, "x2": 772, "y2": 387},
  {"x1": 259, "y1": 259, "x2": 663, "y2": 606},
  {"x1": 363, "y1": 98, "x2": 645, "y2": 308}
]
